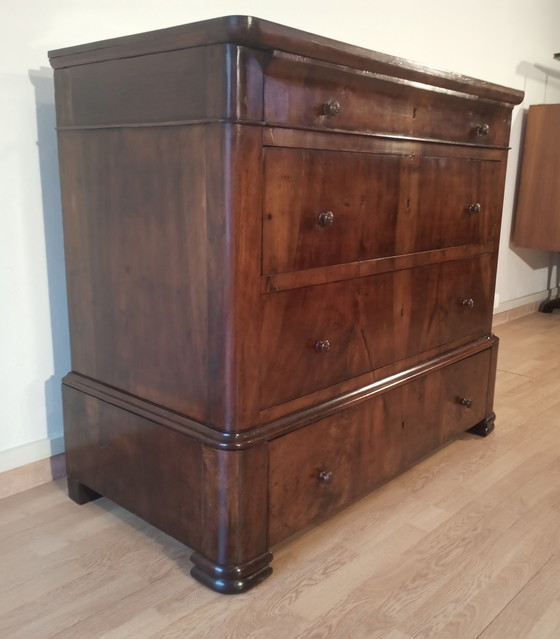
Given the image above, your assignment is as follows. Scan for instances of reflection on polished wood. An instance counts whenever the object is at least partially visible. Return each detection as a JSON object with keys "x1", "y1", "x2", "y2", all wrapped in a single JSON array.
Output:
[{"x1": 1, "y1": 311, "x2": 560, "y2": 637}]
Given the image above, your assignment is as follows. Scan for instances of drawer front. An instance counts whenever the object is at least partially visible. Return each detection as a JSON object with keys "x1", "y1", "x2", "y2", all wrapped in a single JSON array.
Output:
[
  {"x1": 366, "y1": 156, "x2": 502, "y2": 258},
  {"x1": 436, "y1": 254, "x2": 495, "y2": 344},
  {"x1": 268, "y1": 392, "x2": 403, "y2": 546},
  {"x1": 259, "y1": 279, "x2": 372, "y2": 408},
  {"x1": 259, "y1": 269, "x2": 435, "y2": 408},
  {"x1": 402, "y1": 349, "x2": 491, "y2": 465},
  {"x1": 264, "y1": 65, "x2": 511, "y2": 146},
  {"x1": 359, "y1": 255, "x2": 494, "y2": 366},
  {"x1": 262, "y1": 148, "x2": 400, "y2": 274},
  {"x1": 263, "y1": 147, "x2": 501, "y2": 275},
  {"x1": 259, "y1": 256, "x2": 494, "y2": 409},
  {"x1": 268, "y1": 349, "x2": 491, "y2": 545}
]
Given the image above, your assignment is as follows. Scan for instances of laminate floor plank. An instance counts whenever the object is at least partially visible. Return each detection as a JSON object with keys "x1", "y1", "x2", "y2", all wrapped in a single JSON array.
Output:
[{"x1": 1, "y1": 312, "x2": 559, "y2": 638}]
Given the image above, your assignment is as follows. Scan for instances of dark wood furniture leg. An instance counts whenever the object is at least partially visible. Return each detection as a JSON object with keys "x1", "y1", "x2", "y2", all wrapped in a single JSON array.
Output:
[
  {"x1": 468, "y1": 411, "x2": 496, "y2": 437},
  {"x1": 67, "y1": 477, "x2": 102, "y2": 505},
  {"x1": 539, "y1": 298, "x2": 560, "y2": 313}
]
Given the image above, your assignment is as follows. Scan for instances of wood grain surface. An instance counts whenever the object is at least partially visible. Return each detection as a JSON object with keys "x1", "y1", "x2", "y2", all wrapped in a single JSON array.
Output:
[{"x1": 1, "y1": 311, "x2": 559, "y2": 638}]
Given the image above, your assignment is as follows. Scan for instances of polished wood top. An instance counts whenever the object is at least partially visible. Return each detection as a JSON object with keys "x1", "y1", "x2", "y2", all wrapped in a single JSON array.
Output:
[{"x1": 49, "y1": 15, "x2": 523, "y2": 105}]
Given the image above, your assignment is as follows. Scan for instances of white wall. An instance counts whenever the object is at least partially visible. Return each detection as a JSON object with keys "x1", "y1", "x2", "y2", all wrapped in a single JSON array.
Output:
[{"x1": 2, "y1": 0, "x2": 560, "y2": 472}]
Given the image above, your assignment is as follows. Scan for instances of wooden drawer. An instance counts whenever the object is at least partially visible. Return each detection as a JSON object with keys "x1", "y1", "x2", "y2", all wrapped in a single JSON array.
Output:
[
  {"x1": 369, "y1": 155, "x2": 502, "y2": 258},
  {"x1": 268, "y1": 349, "x2": 491, "y2": 545},
  {"x1": 435, "y1": 254, "x2": 495, "y2": 344},
  {"x1": 358, "y1": 255, "x2": 494, "y2": 369},
  {"x1": 259, "y1": 255, "x2": 494, "y2": 408},
  {"x1": 258, "y1": 278, "x2": 373, "y2": 408},
  {"x1": 263, "y1": 147, "x2": 502, "y2": 275},
  {"x1": 264, "y1": 59, "x2": 511, "y2": 147},
  {"x1": 258, "y1": 269, "x2": 434, "y2": 408},
  {"x1": 262, "y1": 148, "x2": 400, "y2": 274},
  {"x1": 402, "y1": 349, "x2": 491, "y2": 465}
]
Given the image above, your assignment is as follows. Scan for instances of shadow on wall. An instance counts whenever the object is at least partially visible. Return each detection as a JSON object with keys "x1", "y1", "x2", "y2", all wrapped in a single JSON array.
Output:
[{"x1": 29, "y1": 67, "x2": 69, "y2": 479}]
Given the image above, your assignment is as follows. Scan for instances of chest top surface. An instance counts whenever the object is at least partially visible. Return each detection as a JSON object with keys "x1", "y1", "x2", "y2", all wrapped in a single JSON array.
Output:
[{"x1": 49, "y1": 15, "x2": 523, "y2": 105}]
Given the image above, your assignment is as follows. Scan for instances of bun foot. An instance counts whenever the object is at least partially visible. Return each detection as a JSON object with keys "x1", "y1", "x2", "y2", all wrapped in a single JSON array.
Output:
[
  {"x1": 190, "y1": 550, "x2": 273, "y2": 594},
  {"x1": 468, "y1": 412, "x2": 495, "y2": 437}
]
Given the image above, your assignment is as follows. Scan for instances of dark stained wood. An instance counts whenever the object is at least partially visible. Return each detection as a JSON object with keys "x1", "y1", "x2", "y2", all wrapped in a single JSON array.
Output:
[
  {"x1": 217, "y1": 125, "x2": 265, "y2": 431},
  {"x1": 62, "y1": 337, "x2": 496, "y2": 453},
  {"x1": 268, "y1": 394, "x2": 402, "y2": 546},
  {"x1": 53, "y1": 44, "x2": 265, "y2": 128},
  {"x1": 264, "y1": 51, "x2": 514, "y2": 146},
  {"x1": 359, "y1": 264, "x2": 441, "y2": 366},
  {"x1": 192, "y1": 444, "x2": 271, "y2": 592},
  {"x1": 48, "y1": 15, "x2": 523, "y2": 108},
  {"x1": 66, "y1": 478, "x2": 101, "y2": 505},
  {"x1": 401, "y1": 349, "x2": 491, "y2": 464},
  {"x1": 408, "y1": 155, "x2": 503, "y2": 252},
  {"x1": 199, "y1": 445, "x2": 269, "y2": 564},
  {"x1": 268, "y1": 347, "x2": 492, "y2": 545},
  {"x1": 263, "y1": 148, "x2": 401, "y2": 273},
  {"x1": 62, "y1": 385, "x2": 203, "y2": 549},
  {"x1": 263, "y1": 126, "x2": 510, "y2": 160},
  {"x1": 50, "y1": 17, "x2": 521, "y2": 594},
  {"x1": 436, "y1": 253, "x2": 496, "y2": 344},
  {"x1": 263, "y1": 243, "x2": 494, "y2": 293},
  {"x1": 259, "y1": 255, "x2": 493, "y2": 410},
  {"x1": 259, "y1": 278, "x2": 368, "y2": 407},
  {"x1": 439, "y1": 349, "x2": 491, "y2": 437},
  {"x1": 257, "y1": 335, "x2": 498, "y2": 426},
  {"x1": 59, "y1": 126, "x2": 211, "y2": 424},
  {"x1": 513, "y1": 104, "x2": 560, "y2": 251}
]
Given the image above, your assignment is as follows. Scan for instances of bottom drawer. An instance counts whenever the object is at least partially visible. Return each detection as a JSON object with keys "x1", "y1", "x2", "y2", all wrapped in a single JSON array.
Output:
[{"x1": 268, "y1": 348, "x2": 492, "y2": 545}]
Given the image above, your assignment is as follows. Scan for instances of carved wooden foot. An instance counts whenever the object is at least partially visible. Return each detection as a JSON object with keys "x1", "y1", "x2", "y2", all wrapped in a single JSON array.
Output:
[
  {"x1": 190, "y1": 550, "x2": 273, "y2": 594},
  {"x1": 67, "y1": 477, "x2": 102, "y2": 505},
  {"x1": 467, "y1": 412, "x2": 495, "y2": 437}
]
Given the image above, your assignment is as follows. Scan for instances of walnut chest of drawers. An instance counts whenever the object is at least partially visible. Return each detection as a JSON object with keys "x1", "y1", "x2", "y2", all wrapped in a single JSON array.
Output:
[{"x1": 49, "y1": 16, "x2": 523, "y2": 593}]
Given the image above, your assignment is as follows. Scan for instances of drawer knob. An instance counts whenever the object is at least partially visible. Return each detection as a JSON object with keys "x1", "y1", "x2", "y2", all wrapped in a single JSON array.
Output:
[
  {"x1": 460, "y1": 397, "x2": 473, "y2": 408},
  {"x1": 317, "y1": 210, "x2": 335, "y2": 227},
  {"x1": 468, "y1": 203, "x2": 482, "y2": 214},
  {"x1": 475, "y1": 123, "x2": 490, "y2": 136},
  {"x1": 315, "y1": 339, "x2": 331, "y2": 353},
  {"x1": 461, "y1": 298, "x2": 475, "y2": 309},
  {"x1": 317, "y1": 470, "x2": 334, "y2": 484},
  {"x1": 323, "y1": 99, "x2": 341, "y2": 117}
]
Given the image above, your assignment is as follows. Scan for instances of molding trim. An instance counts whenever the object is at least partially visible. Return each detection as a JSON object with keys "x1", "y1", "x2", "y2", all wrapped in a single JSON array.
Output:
[
  {"x1": 0, "y1": 436, "x2": 64, "y2": 474},
  {"x1": 493, "y1": 288, "x2": 558, "y2": 315},
  {"x1": 492, "y1": 301, "x2": 541, "y2": 327},
  {"x1": 0, "y1": 453, "x2": 66, "y2": 499},
  {"x1": 64, "y1": 336, "x2": 497, "y2": 451}
]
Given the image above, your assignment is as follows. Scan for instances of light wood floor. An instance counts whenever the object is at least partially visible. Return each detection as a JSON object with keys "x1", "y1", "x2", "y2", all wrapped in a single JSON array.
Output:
[{"x1": 2, "y1": 312, "x2": 560, "y2": 638}]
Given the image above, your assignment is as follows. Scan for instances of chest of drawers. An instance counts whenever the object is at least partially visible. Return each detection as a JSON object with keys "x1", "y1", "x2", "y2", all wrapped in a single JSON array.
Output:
[{"x1": 50, "y1": 16, "x2": 523, "y2": 593}]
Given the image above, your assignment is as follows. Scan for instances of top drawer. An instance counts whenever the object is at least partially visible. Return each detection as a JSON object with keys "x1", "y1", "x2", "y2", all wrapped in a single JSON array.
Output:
[{"x1": 264, "y1": 57, "x2": 512, "y2": 147}]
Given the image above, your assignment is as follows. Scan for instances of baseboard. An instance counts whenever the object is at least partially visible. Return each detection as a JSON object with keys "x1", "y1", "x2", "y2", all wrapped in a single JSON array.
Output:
[
  {"x1": 0, "y1": 436, "x2": 65, "y2": 474},
  {"x1": 0, "y1": 453, "x2": 66, "y2": 499},
  {"x1": 0, "y1": 436, "x2": 66, "y2": 499},
  {"x1": 492, "y1": 301, "x2": 541, "y2": 327}
]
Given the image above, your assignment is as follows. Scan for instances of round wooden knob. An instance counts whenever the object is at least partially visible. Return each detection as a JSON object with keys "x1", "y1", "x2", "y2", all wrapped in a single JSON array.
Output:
[
  {"x1": 468, "y1": 203, "x2": 482, "y2": 214},
  {"x1": 317, "y1": 470, "x2": 333, "y2": 484},
  {"x1": 323, "y1": 99, "x2": 341, "y2": 117},
  {"x1": 315, "y1": 340, "x2": 331, "y2": 353},
  {"x1": 461, "y1": 298, "x2": 475, "y2": 309},
  {"x1": 317, "y1": 211, "x2": 335, "y2": 227},
  {"x1": 475, "y1": 123, "x2": 490, "y2": 136},
  {"x1": 460, "y1": 398, "x2": 473, "y2": 408}
]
